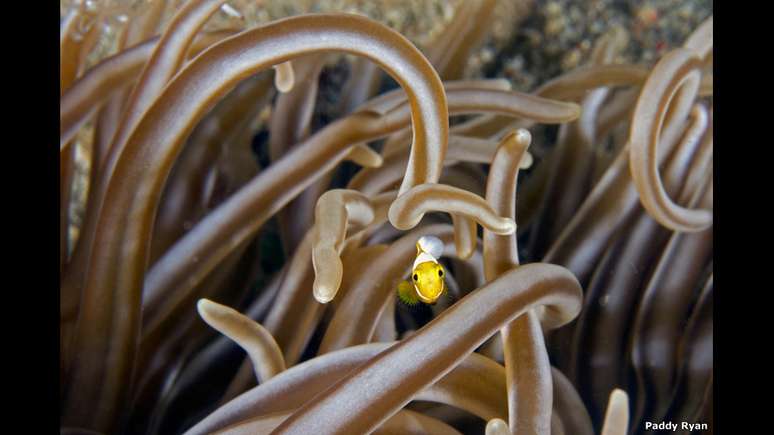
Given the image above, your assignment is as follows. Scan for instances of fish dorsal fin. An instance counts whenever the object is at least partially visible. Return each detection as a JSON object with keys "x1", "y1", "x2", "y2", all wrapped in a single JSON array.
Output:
[{"x1": 417, "y1": 235, "x2": 444, "y2": 258}]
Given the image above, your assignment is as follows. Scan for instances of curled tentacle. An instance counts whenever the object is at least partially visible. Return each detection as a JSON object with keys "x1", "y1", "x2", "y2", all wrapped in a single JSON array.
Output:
[
  {"x1": 67, "y1": 14, "x2": 450, "y2": 431},
  {"x1": 683, "y1": 16, "x2": 713, "y2": 62},
  {"x1": 629, "y1": 49, "x2": 711, "y2": 232},
  {"x1": 312, "y1": 189, "x2": 375, "y2": 303},
  {"x1": 388, "y1": 183, "x2": 517, "y2": 235},
  {"x1": 185, "y1": 342, "x2": 509, "y2": 434},
  {"x1": 271, "y1": 263, "x2": 581, "y2": 435}
]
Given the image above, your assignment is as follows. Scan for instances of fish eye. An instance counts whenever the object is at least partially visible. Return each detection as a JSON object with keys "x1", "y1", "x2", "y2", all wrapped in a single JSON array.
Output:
[
  {"x1": 438, "y1": 269, "x2": 443, "y2": 277},
  {"x1": 413, "y1": 274, "x2": 418, "y2": 281}
]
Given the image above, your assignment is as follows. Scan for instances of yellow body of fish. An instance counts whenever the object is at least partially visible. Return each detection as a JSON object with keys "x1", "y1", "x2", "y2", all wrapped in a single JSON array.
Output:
[{"x1": 397, "y1": 236, "x2": 447, "y2": 305}]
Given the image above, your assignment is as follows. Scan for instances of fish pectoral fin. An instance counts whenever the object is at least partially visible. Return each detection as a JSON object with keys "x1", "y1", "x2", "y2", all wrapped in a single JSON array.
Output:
[
  {"x1": 397, "y1": 280, "x2": 420, "y2": 306},
  {"x1": 442, "y1": 282, "x2": 456, "y2": 303}
]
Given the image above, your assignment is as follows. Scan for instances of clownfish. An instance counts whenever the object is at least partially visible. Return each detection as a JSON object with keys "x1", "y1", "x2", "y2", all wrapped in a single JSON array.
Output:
[{"x1": 397, "y1": 235, "x2": 447, "y2": 305}]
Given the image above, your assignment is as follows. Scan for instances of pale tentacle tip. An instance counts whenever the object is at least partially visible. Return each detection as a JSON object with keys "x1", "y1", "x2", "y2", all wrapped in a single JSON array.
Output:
[
  {"x1": 196, "y1": 298, "x2": 222, "y2": 321},
  {"x1": 514, "y1": 127, "x2": 532, "y2": 145},
  {"x1": 197, "y1": 298, "x2": 215, "y2": 312},
  {"x1": 313, "y1": 284, "x2": 335, "y2": 304},
  {"x1": 568, "y1": 102, "x2": 583, "y2": 120},
  {"x1": 273, "y1": 61, "x2": 295, "y2": 93},
  {"x1": 497, "y1": 219, "x2": 517, "y2": 235},
  {"x1": 220, "y1": 3, "x2": 243, "y2": 20},
  {"x1": 346, "y1": 144, "x2": 383, "y2": 168},
  {"x1": 312, "y1": 264, "x2": 342, "y2": 304},
  {"x1": 485, "y1": 418, "x2": 509, "y2": 435},
  {"x1": 519, "y1": 151, "x2": 534, "y2": 169},
  {"x1": 601, "y1": 388, "x2": 630, "y2": 435},
  {"x1": 610, "y1": 388, "x2": 628, "y2": 403}
]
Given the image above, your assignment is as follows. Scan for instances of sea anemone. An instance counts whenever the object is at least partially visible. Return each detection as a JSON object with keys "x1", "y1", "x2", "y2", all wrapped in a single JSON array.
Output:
[{"x1": 60, "y1": 1, "x2": 713, "y2": 434}]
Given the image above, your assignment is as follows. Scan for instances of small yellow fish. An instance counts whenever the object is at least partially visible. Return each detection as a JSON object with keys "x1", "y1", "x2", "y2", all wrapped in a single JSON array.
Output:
[{"x1": 397, "y1": 236, "x2": 447, "y2": 305}]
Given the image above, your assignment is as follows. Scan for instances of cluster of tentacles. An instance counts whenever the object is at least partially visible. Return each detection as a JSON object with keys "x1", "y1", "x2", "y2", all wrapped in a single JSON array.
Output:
[{"x1": 60, "y1": 1, "x2": 713, "y2": 434}]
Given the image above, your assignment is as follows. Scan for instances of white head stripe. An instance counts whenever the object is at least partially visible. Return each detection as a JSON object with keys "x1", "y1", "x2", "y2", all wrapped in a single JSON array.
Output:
[{"x1": 413, "y1": 252, "x2": 438, "y2": 270}]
